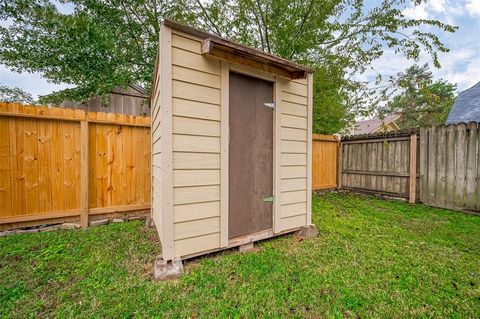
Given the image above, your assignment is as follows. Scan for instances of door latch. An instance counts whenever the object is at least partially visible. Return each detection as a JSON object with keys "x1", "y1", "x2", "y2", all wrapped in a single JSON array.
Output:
[
  {"x1": 263, "y1": 196, "x2": 274, "y2": 203},
  {"x1": 264, "y1": 102, "x2": 275, "y2": 109}
]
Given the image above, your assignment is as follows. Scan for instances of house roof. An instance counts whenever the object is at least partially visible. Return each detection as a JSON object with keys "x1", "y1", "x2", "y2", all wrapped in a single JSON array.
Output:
[
  {"x1": 350, "y1": 114, "x2": 402, "y2": 135},
  {"x1": 446, "y1": 81, "x2": 480, "y2": 124},
  {"x1": 163, "y1": 19, "x2": 314, "y2": 79}
]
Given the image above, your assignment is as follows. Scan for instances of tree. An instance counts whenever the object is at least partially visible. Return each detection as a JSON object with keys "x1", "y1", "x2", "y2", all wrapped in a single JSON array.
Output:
[
  {"x1": 0, "y1": 84, "x2": 35, "y2": 104},
  {"x1": 379, "y1": 64, "x2": 456, "y2": 128},
  {"x1": 0, "y1": 0, "x2": 193, "y2": 103},
  {"x1": 0, "y1": 0, "x2": 457, "y2": 132}
]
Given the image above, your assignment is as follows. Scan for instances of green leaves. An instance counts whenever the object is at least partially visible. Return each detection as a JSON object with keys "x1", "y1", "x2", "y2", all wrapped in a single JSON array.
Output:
[
  {"x1": 0, "y1": 84, "x2": 35, "y2": 103},
  {"x1": 380, "y1": 64, "x2": 457, "y2": 128}
]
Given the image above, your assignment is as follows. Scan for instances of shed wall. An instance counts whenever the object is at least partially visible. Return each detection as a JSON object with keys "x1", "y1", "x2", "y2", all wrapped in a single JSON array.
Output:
[
  {"x1": 153, "y1": 25, "x2": 311, "y2": 260},
  {"x1": 151, "y1": 38, "x2": 163, "y2": 246},
  {"x1": 171, "y1": 30, "x2": 222, "y2": 257}
]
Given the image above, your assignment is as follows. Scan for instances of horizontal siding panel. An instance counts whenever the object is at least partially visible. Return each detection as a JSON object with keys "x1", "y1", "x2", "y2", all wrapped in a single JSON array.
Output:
[
  {"x1": 173, "y1": 134, "x2": 220, "y2": 153},
  {"x1": 173, "y1": 152, "x2": 220, "y2": 169},
  {"x1": 281, "y1": 153, "x2": 307, "y2": 166},
  {"x1": 292, "y1": 78, "x2": 308, "y2": 86},
  {"x1": 281, "y1": 127, "x2": 307, "y2": 141},
  {"x1": 173, "y1": 169, "x2": 220, "y2": 187},
  {"x1": 172, "y1": 33, "x2": 201, "y2": 53},
  {"x1": 282, "y1": 81, "x2": 308, "y2": 97},
  {"x1": 281, "y1": 114, "x2": 307, "y2": 129},
  {"x1": 153, "y1": 165, "x2": 162, "y2": 180},
  {"x1": 173, "y1": 185, "x2": 220, "y2": 205},
  {"x1": 281, "y1": 190, "x2": 307, "y2": 205},
  {"x1": 175, "y1": 232, "x2": 220, "y2": 257},
  {"x1": 281, "y1": 202, "x2": 307, "y2": 218},
  {"x1": 173, "y1": 80, "x2": 221, "y2": 105},
  {"x1": 281, "y1": 140, "x2": 307, "y2": 154},
  {"x1": 152, "y1": 140, "x2": 162, "y2": 154},
  {"x1": 281, "y1": 101, "x2": 307, "y2": 117},
  {"x1": 152, "y1": 124, "x2": 161, "y2": 142},
  {"x1": 173, "y1": 116, "x2": 220, "y2": 137},
  {"x1": 173, "y1": 65, "x2": 221, "y2": 89},
  {"x1": 280, "y1": 214, "x2": 306, "y2": 230},
  {"x1": 174, "y1": 216, "x2": 220, "y2": 240},
  {"x1": 282, "y1": 92, "x2": 307, "y2": 105},
  {"x1": 281, "y1": 166, "x2": 307, "y2": 179},
  {"x1": 281, "y1": 178, "x2": 307, "y2": 192},
  {"x1": 173, "y1": 98, "x2": 220, "y2": 121},
  {"x1": 174, "y1": 201, "x2": 220, "y2": 223},
  {"x1": 152, "y1": 153, "x2": 162, "y2": 167},
  {"x1": 172, "y1": 47, "x2": 220, "y2": 75}
]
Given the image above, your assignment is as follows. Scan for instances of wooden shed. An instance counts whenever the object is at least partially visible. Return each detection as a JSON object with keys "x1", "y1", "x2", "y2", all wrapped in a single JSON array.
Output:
[{"x1": 150, "y1": 20, "x2": 315, "y2": 275}]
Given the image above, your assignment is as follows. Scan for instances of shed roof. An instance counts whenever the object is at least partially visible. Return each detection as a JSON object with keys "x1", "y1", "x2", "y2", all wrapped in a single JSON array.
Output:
[
  {"x1": 446, "y1": 81, "x2": 480, "y2": 124},
  {"x1": 163, "y1": 19, "x2": 314, "y2": 79}
]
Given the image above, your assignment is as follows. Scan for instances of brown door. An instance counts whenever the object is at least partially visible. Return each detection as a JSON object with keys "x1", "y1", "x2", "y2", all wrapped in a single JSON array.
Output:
[{"x1": 229, "y1": 72, "x2": 274, "y2": 239}]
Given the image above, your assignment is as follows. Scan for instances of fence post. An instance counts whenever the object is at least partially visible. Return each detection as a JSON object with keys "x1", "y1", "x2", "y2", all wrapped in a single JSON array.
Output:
[
  {"x1": 409, "y1": 134, "x2": 417, "y2": 203},
  {"x1": 80, "y1": 120, "x2": 89, "y2": 228},
  {"x1": 337, "y1": 139, "x2": 342, "y2": 189}
]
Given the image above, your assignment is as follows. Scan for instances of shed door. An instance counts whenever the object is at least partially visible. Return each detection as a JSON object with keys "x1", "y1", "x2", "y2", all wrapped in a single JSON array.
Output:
[{"x1": 229, "y1": 72, "x2": 274, "y2": 239}]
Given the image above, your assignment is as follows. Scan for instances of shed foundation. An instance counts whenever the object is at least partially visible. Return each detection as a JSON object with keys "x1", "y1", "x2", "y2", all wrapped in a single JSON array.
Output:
[
  {"x1": 153, "y1": 257, "x2": 183, "y2": 281},
  {"x1": 297, "y1": 224, "x2": 318, "y2": 239}
]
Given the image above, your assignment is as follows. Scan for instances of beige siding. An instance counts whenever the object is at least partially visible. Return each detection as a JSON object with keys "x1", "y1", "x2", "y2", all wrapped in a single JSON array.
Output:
[
  {"x1": 279, "y1": 79, "x2": 308, "y2": 230},
  {"x1": 171, "y1": 30, "x2": 222, "y2": 258},
  {"x1": 151, "y1": 52, "x2": 163, "y2": 243}
]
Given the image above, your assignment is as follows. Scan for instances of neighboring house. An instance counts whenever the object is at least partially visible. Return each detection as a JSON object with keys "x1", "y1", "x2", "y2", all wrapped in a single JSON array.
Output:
[
  {"x1": 446, "y1": 81, "x2": 480, "y2": 124},
  {"x1": 58, "y1": 84, "x2": 149, "y2": 116},
  {"x1": 346, "y1": 114, "x2": 402, "y2": 135}
]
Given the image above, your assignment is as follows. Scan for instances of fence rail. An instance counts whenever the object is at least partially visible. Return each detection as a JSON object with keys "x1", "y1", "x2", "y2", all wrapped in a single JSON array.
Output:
[{"x1": 0, "y1": 102, "x2": 151, "y2": 230}]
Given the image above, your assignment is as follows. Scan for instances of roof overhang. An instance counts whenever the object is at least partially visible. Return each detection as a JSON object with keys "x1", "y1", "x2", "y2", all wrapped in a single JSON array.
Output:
[{"x1": 163, "y1": 19, "x2": 314, "y2": 79}]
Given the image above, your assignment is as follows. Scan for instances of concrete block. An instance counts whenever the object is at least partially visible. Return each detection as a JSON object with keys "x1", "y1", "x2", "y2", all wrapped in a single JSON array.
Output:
[
  {"x1": 239, "y1": 242, "x2": 254, "y2": 252},
  {"x1": 61, "y1": 223, "x2": 80, "y2": 230},
  {"x1": 39, "y1": 225, "x2": 61, "y2": 232},
  {"x1": 90, "y1": 219, "x2": 109, "y2": 227},
  {"x1": 153, "y1": 257, "x2": 184, "y2": 281},
  {"x1": 112, "y1": 218, "x2": 124, "y2": 223},
  {"x1": 16, "y1": 228, "x2": 39, "y2": 234},
  {"x1": 145, "y1": 217, "x2": 155, "y2": 228},
  {"x1": 297, "y1": 224, "x2": 318, "y2": 239}
]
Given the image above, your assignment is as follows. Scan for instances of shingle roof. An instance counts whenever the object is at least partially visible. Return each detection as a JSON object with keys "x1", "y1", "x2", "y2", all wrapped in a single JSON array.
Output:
[
  {"x1": 350, "y1": 114, "x2": 401, "y2": 135},
  {"x1": 446, "y1": 82, "x2": 480, "y2": 124}
]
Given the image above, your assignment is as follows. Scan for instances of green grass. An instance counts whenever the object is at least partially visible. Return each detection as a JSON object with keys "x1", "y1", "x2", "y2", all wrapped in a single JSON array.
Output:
[{"x1": 1, "y1": 193, "x2": 479, "y2": 318}]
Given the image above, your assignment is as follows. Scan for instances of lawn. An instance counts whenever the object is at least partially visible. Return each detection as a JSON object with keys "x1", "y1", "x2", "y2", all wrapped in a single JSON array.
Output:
[{"x1": 1, "y1": 193, "x2": 479, "y2": 318}]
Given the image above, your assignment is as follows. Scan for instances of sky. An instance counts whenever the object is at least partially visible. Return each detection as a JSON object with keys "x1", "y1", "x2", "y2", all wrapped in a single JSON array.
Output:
[{"x1": 1, "y1": 0, "x2": 479, "y2": 99}]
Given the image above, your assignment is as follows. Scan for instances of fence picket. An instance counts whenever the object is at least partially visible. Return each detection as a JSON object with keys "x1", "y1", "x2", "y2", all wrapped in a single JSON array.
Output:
[
  {"x1": 465, "y1": 122, "x2": 477, "y2": 210},
  {"x1": 445, "y1": 125, "x2": 455, "y2": 208},
  {"x1": 455, "y1": 123, "x2": 466, "y2": 208},
  {"x1": 436, "y1": 126, "x2": 446, "y2": 207}
]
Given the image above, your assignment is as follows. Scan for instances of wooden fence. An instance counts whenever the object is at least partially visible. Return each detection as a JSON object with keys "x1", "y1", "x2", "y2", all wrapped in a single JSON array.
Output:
[
  {"x1": 337, "y1": 122, "x2": 480, "y2": 213},
  {"x1": 312, "y1": 134, "x2": 339, "y2": 190},
  {"x1": 339, "y1": 131, "x2": 419, "y2": 202},
  {"x1": 0, "y1": 102, "x2": 151, "y2": 230},
  {"x1": 420, "y1": 123, "x2": 480, "y2": 212}
]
